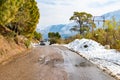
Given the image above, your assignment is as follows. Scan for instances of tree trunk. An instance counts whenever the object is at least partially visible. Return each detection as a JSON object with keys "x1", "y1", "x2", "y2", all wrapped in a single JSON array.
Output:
[
  {"x1": 0, "y1": 25, "x2": 11, "y2": 34},
  {"x1": 79, "y1": 22, "x2": 82, "y2": 34}
]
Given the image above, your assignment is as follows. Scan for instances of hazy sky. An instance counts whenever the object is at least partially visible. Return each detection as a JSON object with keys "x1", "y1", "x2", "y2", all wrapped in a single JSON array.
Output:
[{"x1": 36, "y1": 0, "x2": 120, "y2": 29}]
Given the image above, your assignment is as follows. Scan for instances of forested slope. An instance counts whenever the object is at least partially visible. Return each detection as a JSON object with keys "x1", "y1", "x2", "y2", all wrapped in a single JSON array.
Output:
[{"x1": 0, "y1": 0, "x2": 40, "y2": 63}]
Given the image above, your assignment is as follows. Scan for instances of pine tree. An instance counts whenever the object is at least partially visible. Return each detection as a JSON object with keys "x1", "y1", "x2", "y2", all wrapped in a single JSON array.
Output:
[
  {"x1": 0, "y1": 0, "x2": 40, "y2": 39},
  {"x1": 0, "y1": 0, "x2": 24, "y2": 26},
  {"x1": 70, "y1": 12, "x2": 94, "y2": 34}
]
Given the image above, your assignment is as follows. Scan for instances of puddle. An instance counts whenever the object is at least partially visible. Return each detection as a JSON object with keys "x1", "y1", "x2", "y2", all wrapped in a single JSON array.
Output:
[
  {"x1": 38, "y1": 54, "x2": 64, "y2": 68},
  {"x1": 75, "y1": 62, "x2": 92, "y2": 67}
]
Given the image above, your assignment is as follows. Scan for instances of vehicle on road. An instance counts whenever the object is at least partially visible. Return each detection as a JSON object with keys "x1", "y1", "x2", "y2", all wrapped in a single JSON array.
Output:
[
  {"x1": 39, "y1": 40, "x2": 50, "y2": 45},
  {"x1": 40, "y1": 41, "x2": 45, "y2": 45}
]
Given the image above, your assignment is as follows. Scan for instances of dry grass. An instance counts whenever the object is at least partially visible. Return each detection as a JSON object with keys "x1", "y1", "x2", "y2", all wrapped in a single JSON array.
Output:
[{"x1": 0, "y1": 35, "x2": 26, "y2": 64}]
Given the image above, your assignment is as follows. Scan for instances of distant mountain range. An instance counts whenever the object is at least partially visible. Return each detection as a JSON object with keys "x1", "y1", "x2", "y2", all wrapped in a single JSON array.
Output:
[
  {"x1": 37, "y1": 23, "x2": 78, "y2": 39},
  {"x1": 103, "y1": 10, "x2": 120, "y2": 21},
  {"x1": 37, "y1": 9, "x2": 120, "y2": 39}
]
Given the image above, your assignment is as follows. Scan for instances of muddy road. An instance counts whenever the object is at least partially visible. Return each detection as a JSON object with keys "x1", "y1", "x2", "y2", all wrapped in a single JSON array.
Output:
[{"x1": 0, "y1": 45, "x2": 115, "y2": 80}]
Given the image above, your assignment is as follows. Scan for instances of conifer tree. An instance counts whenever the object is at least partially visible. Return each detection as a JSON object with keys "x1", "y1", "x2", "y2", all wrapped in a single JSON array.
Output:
[{"x1": 70, "y1": 12, "x2": 94, "y2": 34}]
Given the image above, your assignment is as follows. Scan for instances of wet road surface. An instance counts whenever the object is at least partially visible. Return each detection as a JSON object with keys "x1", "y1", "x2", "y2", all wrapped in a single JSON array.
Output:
[
  {"x1": 56, "y1": 46, "x2": 116, "y2": 80},
  {"x1": 0, "y1": 45, "x2": 116, "y2": 80}
]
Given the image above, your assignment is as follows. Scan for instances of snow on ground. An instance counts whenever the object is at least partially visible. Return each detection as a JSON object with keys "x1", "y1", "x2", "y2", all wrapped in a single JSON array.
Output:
[
  {"x1": 65, "y1": 38, "x2": 120, "y2": 79},
  {"x1": 31, "y1": 43, "x2": 39, "y2": 47}
]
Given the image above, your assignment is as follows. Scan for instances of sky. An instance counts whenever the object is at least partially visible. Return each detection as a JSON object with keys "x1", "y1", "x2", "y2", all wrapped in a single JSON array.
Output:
[{"x1": 36, "y1": 0, "x2": 120, "y2": 29}]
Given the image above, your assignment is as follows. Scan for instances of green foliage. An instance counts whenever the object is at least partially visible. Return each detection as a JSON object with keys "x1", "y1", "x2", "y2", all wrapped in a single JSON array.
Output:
[
  {"x1": 114, "y1": 40, "x2": 120, "y2": 50},
  {"x1": 49, "y1": 38, "x2": 57, "y2": 44},
  {"x1": 66, "y1": 17, "x2": 120, "y2": 50},
  {"x1": 33, "y1": 31, "x2": 42, "y2": 41},
  {"x1": 85, "y1": 19, "x2": 120, "y2": 50},
  {"x1": 19, "y1": 0, "x2": 40, "y2": 38},
  {"x1": 24, "y1": 40, "x2": 31, "y2": 48},
  {"x1": 48, "y1": 32, "x2": 61, "y2": 39},
  {"x1": 70, "y1": 12, "x2": 94, "y2": 34},
  {"x1": 4, "y1": 31, "x2": 16, "y2": 38},
  {"x1": 92, "y1": 29, "x2": 106, "y2": 45},
  {"x1": 63, "y1": 34, "x2": 83, "y2": 44},
  {"x1": 0, "y1": 0, "x2": 40, "y2": 39},
  {"x1": 0, "y1": 0, "x2": 24, "y2": 25},
  {"x1": 0, "y1": 0, "x2": 40, "y2": 49},
  {"x1": 48, "y1": 32, "x2": 61, "y2": 44}
]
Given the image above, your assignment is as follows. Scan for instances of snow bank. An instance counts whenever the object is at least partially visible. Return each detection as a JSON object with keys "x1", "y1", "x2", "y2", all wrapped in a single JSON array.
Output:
[
  {"x1": 65, "y1": 38, "x2": 120, "y2": 79},
  {"x1": 31, "y1": 43, "x2": 39, "y2": 47},
  {"x1": 67, "y1": 38, "x2": 104, "y2": 51}
]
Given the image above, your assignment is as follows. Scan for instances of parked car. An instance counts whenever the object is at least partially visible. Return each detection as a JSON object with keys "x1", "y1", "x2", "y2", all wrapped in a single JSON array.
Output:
[{"x1": 40, "y1": 41, "x2": 45, "y2": 45}]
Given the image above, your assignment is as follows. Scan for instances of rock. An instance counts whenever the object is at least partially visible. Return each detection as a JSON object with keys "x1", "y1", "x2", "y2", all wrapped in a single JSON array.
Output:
[{"x1": 104, "y1": 45, "x2": 110, "y2": 49}]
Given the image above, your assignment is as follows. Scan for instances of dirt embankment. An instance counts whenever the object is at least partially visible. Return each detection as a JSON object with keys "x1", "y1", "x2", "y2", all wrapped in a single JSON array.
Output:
[{"x1": 0, "y1": 35, "x2": 26, "y2": 64}]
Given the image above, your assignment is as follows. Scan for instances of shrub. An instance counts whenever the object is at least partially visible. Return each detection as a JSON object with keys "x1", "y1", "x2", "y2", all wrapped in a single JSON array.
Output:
[
  {"x1": 49, "y1": 38, "x2": 57, "y2": 44},
  {"x1": 24, "y1": 40, "x2": 31, "y2": 48},
  {"x1": 33, "y1": 31, "x2": 42, "y2": 41},
  {"x1": 14, "y1": 36, "x2": 19, "y2": 44}
]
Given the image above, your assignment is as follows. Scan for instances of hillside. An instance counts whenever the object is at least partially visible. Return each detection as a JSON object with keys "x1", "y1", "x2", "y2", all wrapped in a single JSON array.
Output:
[
  {"x1": 0, "y1": 0, "x2": 40, "y2": 64},
  {"x1": 102, "y1": 9, "x2": 120, "y2": 21},
  {"x1": 0, "y1": 35, "x2": 26, "y2": 63}
]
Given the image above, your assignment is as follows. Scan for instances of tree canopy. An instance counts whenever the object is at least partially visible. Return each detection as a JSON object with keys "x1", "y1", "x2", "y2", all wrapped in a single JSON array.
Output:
[
  {"x1": 70, "y1": 12, "x2": 95, "y2": 34},
  {"x1": 33, "y1": 31, "x2": 42, "y2": 41},
  {"x1": 0, "y1": 0, "x2": 24, "y2": 25},
  {"x1": 0, "y1": 0, "x2": 40, "y2": 39},
  {"x1": 48, "y1": 32, "x2": 61, "y2": 44},
  {"x1": 48, "y1": 32, "x2": 61, "y2": 39}
]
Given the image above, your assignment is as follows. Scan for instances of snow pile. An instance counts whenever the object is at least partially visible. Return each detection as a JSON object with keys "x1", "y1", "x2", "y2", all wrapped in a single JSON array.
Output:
[
  {"x1": 65, "y1": 38, "x2": 120, "y2": 79},
  {"x1": 31, "y1": 43, "x2": 39, "y2": 47},
  {"x1": 67, "y1": 38, "x2": 104, "y2": 51}
]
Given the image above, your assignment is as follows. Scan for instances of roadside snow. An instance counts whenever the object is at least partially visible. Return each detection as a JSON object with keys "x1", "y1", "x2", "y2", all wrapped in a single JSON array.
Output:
[
  {"x1": 31, "y1": 43, "x2": 39, "y2": 47},
  {"x1": 65, "y1": 38, "x2": 120, "y2": 79}
]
